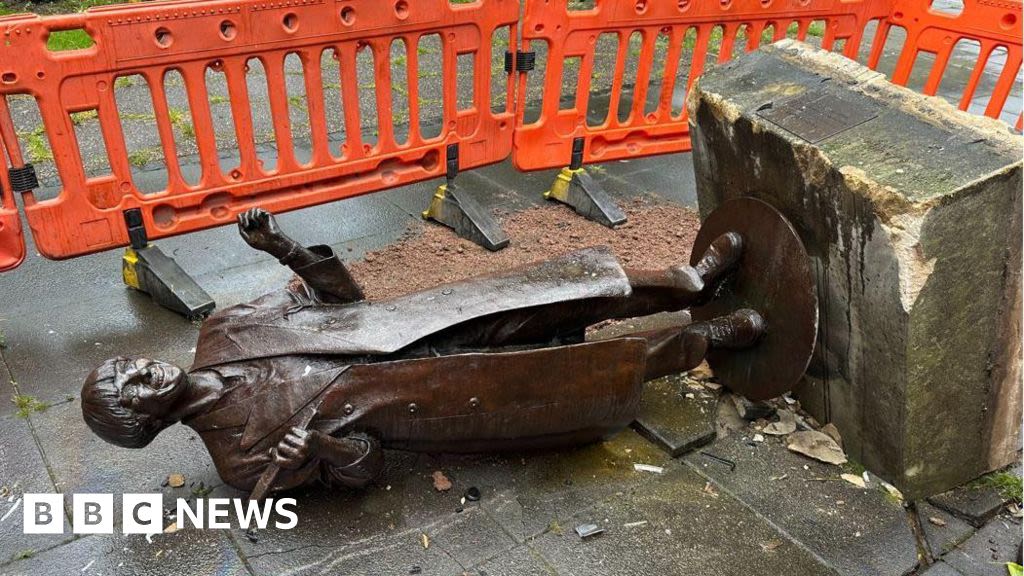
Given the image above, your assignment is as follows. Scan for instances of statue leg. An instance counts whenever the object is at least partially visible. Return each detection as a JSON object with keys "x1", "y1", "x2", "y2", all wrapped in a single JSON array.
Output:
[
  {"x1": 425, "y1": 233, "x2": 744, "y2": 351},
  {"x1": 637, "y1": 308, "x2": 765, "y2": 382}
]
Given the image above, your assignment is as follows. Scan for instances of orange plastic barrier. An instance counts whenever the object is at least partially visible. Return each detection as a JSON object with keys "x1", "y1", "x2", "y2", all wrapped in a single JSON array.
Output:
[
  {"x1": 877, "y1": 0, "x2": 1023, "y2": 130},
  {"x1": 0, "y1": 0, "x2": 518, "y2": 260},
  {"x1": 0, "y1": 96, "x2": 26, "y2": 272},
  {"x1": 0, "y1": 0, "x2": 1020, "y2": 269},
  {"x1": 511, "y1": 0, "x2": 1022, "y2": 171}
]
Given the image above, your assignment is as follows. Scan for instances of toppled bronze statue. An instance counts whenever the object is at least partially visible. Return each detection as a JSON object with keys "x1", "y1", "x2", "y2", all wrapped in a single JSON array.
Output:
[{"x1": 81, "y1": 198, "x2": 817, "y2": 497}]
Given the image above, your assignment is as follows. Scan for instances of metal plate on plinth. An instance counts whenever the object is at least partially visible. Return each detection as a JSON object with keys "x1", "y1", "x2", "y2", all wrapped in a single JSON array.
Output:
[{"x1": 756, "y1": 88, "x2": 879, "y2": 144}]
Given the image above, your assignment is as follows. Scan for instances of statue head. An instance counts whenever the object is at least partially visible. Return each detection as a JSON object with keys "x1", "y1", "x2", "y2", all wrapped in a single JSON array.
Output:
[{"x1": 81, "y1": 357, "x2": 187, "y2": 448}]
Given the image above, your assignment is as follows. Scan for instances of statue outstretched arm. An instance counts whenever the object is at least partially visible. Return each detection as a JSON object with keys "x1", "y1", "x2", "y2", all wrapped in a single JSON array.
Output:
[{"x1": 237, "y1": 208, "x2": 364, "y2": 304}]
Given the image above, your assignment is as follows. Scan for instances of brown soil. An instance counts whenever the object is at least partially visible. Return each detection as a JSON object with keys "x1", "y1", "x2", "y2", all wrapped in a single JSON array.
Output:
[{"x1": 349, "y1": 198, "x2": 701, "y2": 301}]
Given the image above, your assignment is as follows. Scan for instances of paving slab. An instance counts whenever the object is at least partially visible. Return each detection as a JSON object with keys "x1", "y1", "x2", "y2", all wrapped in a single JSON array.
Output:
[
  {"x1": 632, "y1": 374, "x2": 717, "y2": 457},
  {"x1": 928, "y1": 470, "x2": 1021, "y2": 528},
  {"x1": 917, "y1": 501, "x2": 976, "y2": 559},
  {"x1": 920, "y1": 561, "x2": 966, "y2": 575},
  {"x1": 232, "y1": 451, "x2": 515, "y2": 575},
  {"x1": 474, "y1": 544, "x2": 556, "y2": 576},
  {"x1": 0, "y1": 414, "x2": 72, "y2": 564},
  {"x1": 527, "y1": 464, "x2": 837, "y2": 576},
  {"x1": 941, "y1": 514, "x2": 1023, "y2": 576},
  {"x1": 683, "y1": 432, "x2": 919, "y2": 576},
  {"x1": 475, "y1": 429, "x2": 678, "y2": 544},
  {"x1": 0, "y1": 530, "x2": 250, "y2": 576}
]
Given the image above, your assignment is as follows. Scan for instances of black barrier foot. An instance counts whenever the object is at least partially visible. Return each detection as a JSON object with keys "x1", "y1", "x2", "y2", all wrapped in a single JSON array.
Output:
[
  {"x1": 121, "y1": 208, "x2": 214, "y2": 320},
  {"x1": 123, "y1": 245, "x2": 215, "y2": 320},
  {"x1": 544, "y1": 168, "x2": 627, "y2": 228},
  {"x1": 544, "y1": 137, "x2": 626, "y2": 228},
  {"x1": 421, "y1": 142, "x2": 509, "y2": 252},
  {"x1": 422, "y1": 183, "x2": 510, "y2": 251}
]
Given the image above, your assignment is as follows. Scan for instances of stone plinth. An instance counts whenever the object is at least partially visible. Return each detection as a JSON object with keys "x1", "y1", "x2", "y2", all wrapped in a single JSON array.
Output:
[{"x1": 688, "y1": 39, "x2": 1022, "y2": 499}]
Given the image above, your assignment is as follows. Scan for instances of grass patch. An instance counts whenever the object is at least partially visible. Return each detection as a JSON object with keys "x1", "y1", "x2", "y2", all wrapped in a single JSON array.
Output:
[
  {"x1": 12, "y1": 549, "x2": 34, "y2": 561},
  {"x1": 11, "y1": 394, "x2": 47, "y2": 418},
  {"x1": 127, "y1": 147, "x2": 160, "y2": 168},
  {"x1": 208, "y1": 95, "x2": 230, "y2": 105},
  {"x1": 17, "y1": 127, "x2": 53, "y2": 163},
  {"x1": 973, "y1": 471, "x2": 1023, "y2": 502},
  {"x1": 69, "y1": 109, "x2": 98, "y2": 125},
  {"x1": 46, "y1": 28, "x2": 94, "y2": 52}
]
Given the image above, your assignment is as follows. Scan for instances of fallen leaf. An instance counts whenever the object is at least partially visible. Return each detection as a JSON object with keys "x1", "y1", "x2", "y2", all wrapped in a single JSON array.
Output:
[
  {"x1": 166, "y1": 474, "x2": 185, "y2": 488},
  {"x1": 702, "y1": 482, "x2": 719, "y2": 498},
  {"x1": 786, "y1": 431, "x2": 848, "y2": 465},
  {"x1": 928, "y1": 516, "x2": 947, "y2": 527},
  {"x1": 752, "y1": 433, "x2": 765, "y2": 442},
  {"x1": 420, "y1": 533, "x2": 430, "y2": 549},
  {"x1": 760, "y1": 539, "x2": 783, "y2": 552},
  {"x1": 763, "y1": 410, "x2": 797, "y2": 436},
  {"x1": 841, "y1": 473, "x2": 866, "y2": 489},
  {"x1": 163, "y1": 522, "x2": 178, "y2": 534},
  {"x1": 431, "y1": 471, "x2": 452, "y2": 492}
]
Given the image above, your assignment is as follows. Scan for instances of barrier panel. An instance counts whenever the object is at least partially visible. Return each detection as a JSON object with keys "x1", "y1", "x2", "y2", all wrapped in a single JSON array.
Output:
[
  {"x1": 877, "y1": 0, "x2": 1023, "y2": 130},
  {"x1": 0, "y1": 0, "x2": 518, "y2": 259},
  {"x1": 511, "y1": 0, "x2": 1021, "y2": 171},
  {"x1": 0, "y1": 0, "x2": 1019, "y2": 269}
]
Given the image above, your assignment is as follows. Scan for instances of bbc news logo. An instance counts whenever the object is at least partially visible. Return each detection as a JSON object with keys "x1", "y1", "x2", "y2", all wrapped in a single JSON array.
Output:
[{"x1": 23, "y1": 494, "x2": 298, "y2": 534}]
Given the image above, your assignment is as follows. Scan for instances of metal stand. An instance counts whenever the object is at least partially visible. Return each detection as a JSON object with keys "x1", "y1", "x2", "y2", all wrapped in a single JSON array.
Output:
[
  {"x1": 121, "y1": 209, "x2": 215, "y2": 320},
  {"x1": 544, "y1": 137, "x2": 626, "y2": 227},
  {"x1": 422, "y1": 144, "x2": 509, "y2": 251}
]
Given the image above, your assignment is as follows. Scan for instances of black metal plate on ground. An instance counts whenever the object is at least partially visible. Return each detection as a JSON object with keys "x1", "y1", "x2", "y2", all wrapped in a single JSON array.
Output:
[
  {"x1": 756, "y1": 87, "x2": 879, "y2": 144},
  {"x1": 690, "y1": 198, "x2": 818, "y2": 401}
]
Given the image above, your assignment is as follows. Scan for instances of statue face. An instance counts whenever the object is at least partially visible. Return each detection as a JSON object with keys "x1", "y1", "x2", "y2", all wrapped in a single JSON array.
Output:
[{"x1": 115, "y1": 358, "x2": 186, "y2": 418}]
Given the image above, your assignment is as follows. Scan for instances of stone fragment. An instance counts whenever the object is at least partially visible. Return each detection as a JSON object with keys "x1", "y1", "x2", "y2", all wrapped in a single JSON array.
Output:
[
  {"x1": 763, "y1": 410, "x2": 798, "y2": 436},
  {"x1": 820, "y1": 423, "x2": 843, "y2": 448},
  {"x1": 432, "y1": 471, "x2": 452, "y2": 492},
  {"x1": 787, "y1": 431, "x2": 847, "y2": 465},
  {"x1": 689, "y1": 39, "x2": 1022, "y2": 499},
  {"x1": 731, "y1": 395, "x2": 775, "y2": 421}
]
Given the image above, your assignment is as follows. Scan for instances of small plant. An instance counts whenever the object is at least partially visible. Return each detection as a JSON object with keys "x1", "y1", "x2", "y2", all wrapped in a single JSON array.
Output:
[
  {"x1": 17, "y1": 127, "x2": 54, "y2": 163},
  {"x1": 69, "y1": 110, "x2": 98, "y2": 125},
  {"x1": 114, "y1": 76, "x2": 136, "y2": 89},
  {"x1": 208, "y1": 95, "x2": 230, "y2": 105},
  {"x1": 11, "y1": 394, "x2": 47, "y2": 418},
  {"x1": 12, "y1": 549, "x2": 34, "y2": 561},
  {"x1": 127, "y1": 148, "x2": 159, "y2": 168}
]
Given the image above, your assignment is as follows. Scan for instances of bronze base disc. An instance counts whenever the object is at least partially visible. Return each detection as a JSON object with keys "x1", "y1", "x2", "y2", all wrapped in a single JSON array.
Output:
[{"x1": 690, "y1": 197, "x2": 818, "y2": 401}]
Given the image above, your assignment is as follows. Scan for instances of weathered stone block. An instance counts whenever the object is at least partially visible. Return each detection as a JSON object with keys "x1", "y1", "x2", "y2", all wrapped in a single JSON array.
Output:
[{"x1": 688, "y1": 39, "x2": 1022, "y2": 499}]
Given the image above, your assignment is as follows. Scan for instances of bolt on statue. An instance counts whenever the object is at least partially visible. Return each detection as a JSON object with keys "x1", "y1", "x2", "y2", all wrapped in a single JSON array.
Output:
[{"x1": 81, "y1": 197, "x2": 817, "y2": 499}]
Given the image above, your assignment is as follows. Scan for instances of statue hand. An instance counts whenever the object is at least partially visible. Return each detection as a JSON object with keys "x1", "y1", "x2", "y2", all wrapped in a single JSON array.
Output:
[
  {"x1": 238, "y1": 208, "x2": 291, "y2": 257},
  {"x1": 273, "y1": 427, "x2": 318, "y2": 470}
]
